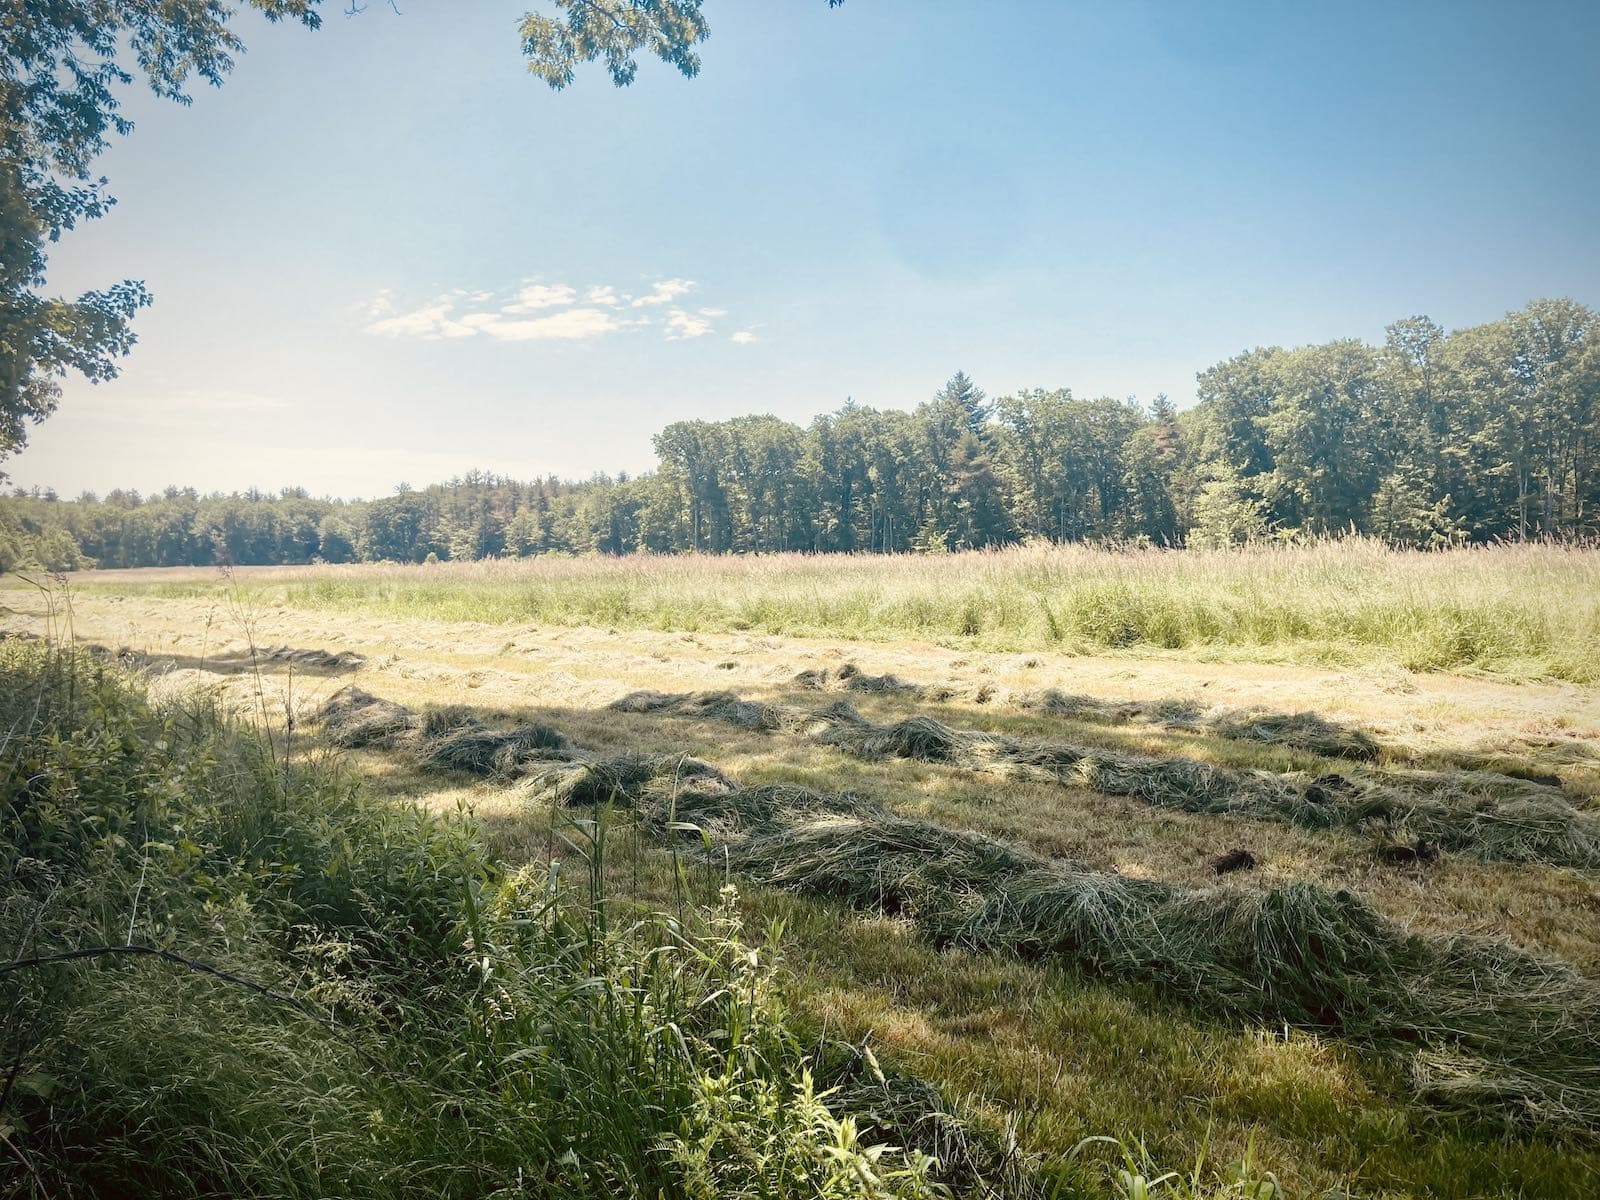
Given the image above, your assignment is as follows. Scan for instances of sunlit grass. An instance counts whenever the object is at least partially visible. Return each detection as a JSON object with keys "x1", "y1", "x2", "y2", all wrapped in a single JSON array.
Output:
[{"x1": 57, "y1": 539, "x2": 1600, "y2": 683}]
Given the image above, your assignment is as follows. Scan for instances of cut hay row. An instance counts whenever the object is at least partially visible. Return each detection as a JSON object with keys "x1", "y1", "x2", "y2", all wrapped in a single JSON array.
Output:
[
  {"x1": 610, "y1": 689, "x2": 1600, "y2": 871},
  {"x1": 261, "y1": 645, "x2": 367, "y2": 670},
  {"x1": 796, "y1": 664, "x2": 1382, "y2": 761},
  {"x1": 317, "y1": 687, "x2": 1600, "y2": 1136}
]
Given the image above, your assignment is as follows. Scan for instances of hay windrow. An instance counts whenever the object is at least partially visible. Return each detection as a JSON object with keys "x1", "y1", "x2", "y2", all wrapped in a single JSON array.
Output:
[
  {"x1": 1209, "y1": 707, "x2": 1382, "y2": 761},
  {"x1": 262, "y1": 645, "x2": 367, "y2": 670},
  {"x1": 320, "y1": 688, "x2": 1600, "y2": 1133},
  {"x1": 610, "y1": 690, "x2": 1600, "y2": 871},
  {"x1": 685, "y1": 789, "x2": 1600, "y2": 1132},
  {"x1": 798, "y1": 666, "x2": 1387, "y2": 761}
]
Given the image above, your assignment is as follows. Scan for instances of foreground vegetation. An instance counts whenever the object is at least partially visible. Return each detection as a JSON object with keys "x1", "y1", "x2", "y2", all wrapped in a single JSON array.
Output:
[
  {"x1": 54, "y1": 540, "x2": 1600, "y2": 683},
  {"x1": 0, "y1": 643, "x2": 976, "y2": 1198},
  {"x1": 4, "y1": 574, "x2": 1599, "y2": 1196}
]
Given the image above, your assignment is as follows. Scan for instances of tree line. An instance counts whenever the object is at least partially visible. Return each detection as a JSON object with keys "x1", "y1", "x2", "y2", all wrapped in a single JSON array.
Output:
[{"x1": 3, "y1": 298, "x2": 1596, "y2": 572}]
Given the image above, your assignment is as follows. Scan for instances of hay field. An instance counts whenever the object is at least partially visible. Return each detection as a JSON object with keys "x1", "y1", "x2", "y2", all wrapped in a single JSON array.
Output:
[
  {"x1": 63, "y1": 539, "x2": 1600, "y2": 682},
  {"x1": 5, "y1": 546, "x2": 1600, "y2": 1197}
]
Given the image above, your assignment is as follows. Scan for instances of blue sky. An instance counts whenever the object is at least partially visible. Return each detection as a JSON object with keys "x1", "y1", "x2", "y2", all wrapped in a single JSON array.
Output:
[{"x1": 15, "y1": 0, "x2": 1600, "y2": 499}]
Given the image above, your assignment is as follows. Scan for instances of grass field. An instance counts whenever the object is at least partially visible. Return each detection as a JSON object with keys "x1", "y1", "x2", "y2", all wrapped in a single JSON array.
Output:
[
  {"x1": 5, "y1": 544, "x2": 1600, "y2": 1197},
  {"x1": 62, "y1": 540, "x2": 1600, "y2": 683}
]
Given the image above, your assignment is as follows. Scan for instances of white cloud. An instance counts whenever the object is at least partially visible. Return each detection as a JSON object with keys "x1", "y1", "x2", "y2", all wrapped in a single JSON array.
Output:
[
  {"x1": 504, "y1": 283, "x2": 577, "y2": 313},
  {"x1": 665, "y1": 308, "x2": 716, "y2": 340},
  {"x1": 460, "y1": 308, "x2": 620, "y2": 342},
  {"x1": 364, "y1": 289, "x2": 395, "y2": 319},
  {"x1": 731, "y1": 329, "x2": 758, "y2": 345},
  {"x1": 365, "y1": 294, "x2": 476, "y2": 340},
  {"x1": 362, "y1": 276, "x2": 745, "y2": 347},
  {"x1": 631, "y1": 278, "x2": 696, "y2": 307}
]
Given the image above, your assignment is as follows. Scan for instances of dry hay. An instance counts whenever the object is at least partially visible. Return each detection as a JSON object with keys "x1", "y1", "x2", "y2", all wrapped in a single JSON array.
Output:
[
  {"x1": 317, "y1": 686, "x2": 421, "y2": 749},
  {"x1": 262, "y1": 645, "x2": 367, "y2": 671},
  {"x1": 795, "y1": 663, "x2": 992, "y2": 703},
  {"x1": 1013, "y1": 690, "x2": 1383, "y2": 758},
  {"x1": 619, "y1": 689, "x2": 1600, "y2": 871},
  {"x1": 609, "y1": 689, "x2": 816, "y2": 734},
  {"x1": 798, "y1": 667, "x2": 1390, "y2": 761},
  {"x1": 1210, "y1": 707, "x2": 1381, "y2": 761},
  {"x1": 521, "y1": 752, "x2": 735, "y2": 809},
  {"x1": 416, "y1": 723, "x2": 572, "y2": 778}
]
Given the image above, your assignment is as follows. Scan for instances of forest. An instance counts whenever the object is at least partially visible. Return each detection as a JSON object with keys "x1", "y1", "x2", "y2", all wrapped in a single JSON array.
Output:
[{"x1": 4, "y1": 297, "x2": 1596, "y2": 572}]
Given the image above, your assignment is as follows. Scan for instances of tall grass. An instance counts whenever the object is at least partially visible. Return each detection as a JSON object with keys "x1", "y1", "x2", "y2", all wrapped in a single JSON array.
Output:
[
  {"x1": 66, "y1": 540, "x2": 1600, "y2": 682},
  {"x1": 0, "y1": 643, "x2": 958, "y2": 1198}
]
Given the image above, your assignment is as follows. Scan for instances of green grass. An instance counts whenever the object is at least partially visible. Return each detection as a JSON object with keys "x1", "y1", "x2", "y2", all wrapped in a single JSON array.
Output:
[
  {"x1": 55, "y1": 539, "x2": 1600, "y2": 682},
  {"x1": 0, "y1": 643, "x2": 973, "y2": 1199}
]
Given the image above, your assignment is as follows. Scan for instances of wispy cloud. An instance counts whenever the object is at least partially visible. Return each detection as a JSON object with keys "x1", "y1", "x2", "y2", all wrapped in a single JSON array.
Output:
[
  {"x1": 461, "y1": 308, "x2": 622, "y2": 342},
  {"x1": 365, "y1": 291, "x2": 479, "y2": 339},
  {"x1": 665, "y1": 308, "x2": 717, "y2": 340},
  {"x1": 363, "y1": 277, "x2": 742, "y2": 345},
  {"x1": 731, "y1": 329, "x2": 759, "y2": 345},
  {"x1": 631, "y1": 278, "x2": 696, "y2": 307},
  {"x1": 505, "y1": 283, "x2": 576, "y2": 313}
]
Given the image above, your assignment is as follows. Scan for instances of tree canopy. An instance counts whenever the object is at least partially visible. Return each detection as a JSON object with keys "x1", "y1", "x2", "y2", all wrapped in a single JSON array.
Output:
[
  {"x1": 0, "y1": 1, "x2": 324, "y2": 465},
  {"x1": 7, "y1": 298, "x2": 1598, "y2": 571}
]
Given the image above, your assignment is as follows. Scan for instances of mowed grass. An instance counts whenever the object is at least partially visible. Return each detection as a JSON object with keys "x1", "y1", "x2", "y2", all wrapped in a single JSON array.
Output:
[{"x1": 61, "y1": 539, "x2": 1600, "y2": 683}]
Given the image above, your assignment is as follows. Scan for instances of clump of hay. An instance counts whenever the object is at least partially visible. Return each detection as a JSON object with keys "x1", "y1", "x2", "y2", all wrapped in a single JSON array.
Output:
[
  {"x1": 816, "y1": 1042, "x2": 1038, "y2": 1197},
  {"x1": 608, "y1": 690, "x2": 686, "y2": 714},
  {"x1": 657, "y1": 782, "x2": 865, "y2": 843},
  {"x1": 417, "y1": 723, "x2": 572, "y2": 777},
  {"x1": 828, "y1": 715, "x2": 968, "y2": 763},
  {"x1": 421, "y1": 705, "x2": 482, "y2": 738},
  {"x1": 609, "y1": 689, "x2": 818, "y2": 734},
  {"x1": 797, "y1": 663, "x2": 1001, "y2": 705},
  {"x1": 683, "y1": 691, "x2": 791, "y2": 732},
  {"x1": 805, "y1": 670, "x2": 1390, "y2": 763},
  {"x1": 317, "y1": 686, "x2": 419, "y2": 749},
  {"x1": 1210, "y1": 707, "x2": 1382, "y2": 761},
  {"x1": 837, "y1": 663, "x2": 922, "y2": 695},
  {"x1": 1013, "y1": 688, "x2": 1138, "y2": 722},
  {"x1": 522, "y1": 753, "x2": 734, "y2": 809},
  {"x1": 264, "y1": 645, "x2": 366, "y2": 671}
]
